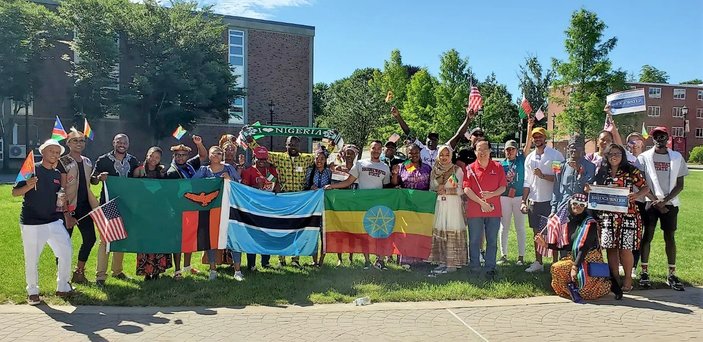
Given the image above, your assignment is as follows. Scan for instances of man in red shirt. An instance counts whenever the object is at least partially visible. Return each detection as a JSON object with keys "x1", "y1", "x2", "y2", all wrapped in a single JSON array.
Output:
[{"x1": 463, "y1": 140, "x2": 507, "y2": 280}]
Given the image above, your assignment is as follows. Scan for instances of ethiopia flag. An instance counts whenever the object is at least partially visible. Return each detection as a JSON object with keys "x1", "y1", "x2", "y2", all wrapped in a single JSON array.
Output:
[
  {"x1": 106, "y1": 177, "x2": 226, "y2": 253},
  {"x1": 220, "y1": 180, "x2": 322, "y2": 256},
  {"x1": 323, "y1": 189, "x2": 436, "y2": 258}
]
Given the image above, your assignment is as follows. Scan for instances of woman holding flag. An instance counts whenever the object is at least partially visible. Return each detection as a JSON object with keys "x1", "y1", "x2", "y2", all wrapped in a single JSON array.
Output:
[{"x1": 427, "y1": 145, "x2": 467, "y2": 275}]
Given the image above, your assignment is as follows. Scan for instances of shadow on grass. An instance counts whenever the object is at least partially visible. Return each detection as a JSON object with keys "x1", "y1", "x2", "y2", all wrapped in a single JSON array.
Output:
[{"x1": 588, "y1": 286, "x2": 702, "y2": 313}]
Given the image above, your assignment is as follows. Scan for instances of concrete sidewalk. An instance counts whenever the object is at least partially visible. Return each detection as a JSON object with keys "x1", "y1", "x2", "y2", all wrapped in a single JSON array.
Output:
[{"x1": 1, "y1": 287, "x2": 701, "y2": 341}]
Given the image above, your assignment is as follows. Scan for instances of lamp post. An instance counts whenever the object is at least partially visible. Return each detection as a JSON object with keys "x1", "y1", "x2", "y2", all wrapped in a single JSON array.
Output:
[
  {"x1": 682, "y1": 105, "x2": 688, "y2": 158},
  {"x1": 269, "y1": 100, "x2": 275, "y2": 149}
]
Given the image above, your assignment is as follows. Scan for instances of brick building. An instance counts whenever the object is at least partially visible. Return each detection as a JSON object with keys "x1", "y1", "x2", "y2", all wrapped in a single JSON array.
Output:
[
  {"x1": 1, "y1": 0, "x2": 314, "y2": 169},
  {"x1": 547, "y1": 82, "x2": 703, "y2": 159}
]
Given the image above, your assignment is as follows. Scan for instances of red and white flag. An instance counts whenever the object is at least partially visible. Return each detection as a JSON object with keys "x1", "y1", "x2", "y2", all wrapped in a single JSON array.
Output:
[
  {"x1": 89, "y1": 199, "x2": 127, "y2": 243},
  {"x1": 535, "y1": 108, "x2": 545, "y2": 121},
  {"x1": 468, "y1": 86, "x2": 483, "y2": 113}
]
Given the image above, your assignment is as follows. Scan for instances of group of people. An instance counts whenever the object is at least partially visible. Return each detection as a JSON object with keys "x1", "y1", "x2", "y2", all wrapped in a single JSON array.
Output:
[{"x1": 13, "y1": 103, "x2": 688, "y2": 305}]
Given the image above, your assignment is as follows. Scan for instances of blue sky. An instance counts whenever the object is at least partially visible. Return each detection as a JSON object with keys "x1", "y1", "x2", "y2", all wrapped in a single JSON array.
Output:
[{"x1": 209, "y1": 0, "x2": 703, "y2": 100}]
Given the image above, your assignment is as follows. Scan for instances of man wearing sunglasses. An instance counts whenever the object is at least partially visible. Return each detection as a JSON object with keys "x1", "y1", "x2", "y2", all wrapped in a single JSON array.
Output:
[{"x1": 637, "y1": 127, "x2": 689, "y2": 291}]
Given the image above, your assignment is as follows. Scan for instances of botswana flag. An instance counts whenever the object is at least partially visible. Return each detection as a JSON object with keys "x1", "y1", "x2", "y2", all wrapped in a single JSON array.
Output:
[{"x1": 220, "y1": 180, "x2": 323, "y2": 256}]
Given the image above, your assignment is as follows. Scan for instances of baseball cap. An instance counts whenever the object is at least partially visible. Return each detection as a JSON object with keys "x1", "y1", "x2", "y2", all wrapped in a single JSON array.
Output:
[
  {"x1": 253, "y1": 146, "x2": 269, "y2": 160},
  {"x1": 650, "y1": 126, "x2": 668, "y2": 136},
  {"x1": 39, "y1": 139, "x2": 65, "y2": 155},
  {"x1": 384, "y1": 140, "x2": 397, "y2": 148},
  {"x1": 504, "y1": 140, "x2": 518, "y2": 149},
  {"x1": 470, "y1": 127, "x2": 484, "y2": 136},
  {"x1": 531, "y1": 127, "x2": 547, "y2": 137}
]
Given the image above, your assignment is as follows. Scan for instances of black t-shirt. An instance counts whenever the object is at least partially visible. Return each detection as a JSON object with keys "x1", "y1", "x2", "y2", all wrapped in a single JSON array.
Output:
[
  {"x1": 92, "y1": 151, "x2": 139, "y2": 203},
  {"x1": 57, "y1": 159, "x2": 90, "y2": 208},
  {"x1": 14, "y1": 163, "x2": 63, "y2": 225}
]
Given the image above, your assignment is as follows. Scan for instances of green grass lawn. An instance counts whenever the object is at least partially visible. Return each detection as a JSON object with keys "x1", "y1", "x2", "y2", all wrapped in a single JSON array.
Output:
[{"x1": 1, "y1": 172, "x2": 702, "y2": 306}]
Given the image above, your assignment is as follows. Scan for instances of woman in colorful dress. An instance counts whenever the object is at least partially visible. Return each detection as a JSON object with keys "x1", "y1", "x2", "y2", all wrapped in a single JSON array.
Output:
[
  {"x1": 427, "y1": 145, "x2": 467, "y2": 275},
  {"x1": 133, "y1": 147, "x2": 172, "y2": 281},
  {"x1": 391, "y1": 144, "x2": 432, "y2": 267},
  {"x1": 549, "y1": 193, "x2": 613, "y2": 302},
  {"x1": 587, "y1": 143, "x2": 649, "y2": 293},
  {"x1": 194, "y1": 146, "x2": 244, "y2": 281}
]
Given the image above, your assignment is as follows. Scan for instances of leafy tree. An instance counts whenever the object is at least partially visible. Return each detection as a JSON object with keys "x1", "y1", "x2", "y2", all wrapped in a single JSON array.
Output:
[
  {"x1": 59, "y1": 0, "x2": 126, "y2": 119},
  {"x1": 680, "y1": 79, "x2": 703, "y2": 85},
  {"x1": 479, "y1": 74, "x2": 520, "y2": 142},
  {"x1": 0, "y1": 0, "x2": 66, "y2": 171},
  {"x1": 118, "y1": 0, "x2": 243, "y2": 140},
  {"x1": 638, "y1": 65, "x2": 669, "y2": 83},
  {"x1": 518, "y1": 55, "x2": 553, "y2": 124},
  {"x1": 398, "y1": 68, "x2": 437, "y2": 140},
  {"x1": 551, "y1": 9, "x2": 627, "y2": 138},
  {"x1": 312, "y1": 82, "x2": 328, "y2": 124},
  {"x1": 432, "y1": 49, "x2": 477, "y2": 141},
  {"x1": 318, "y1": 68, "x2": 385, "y2": 148}
]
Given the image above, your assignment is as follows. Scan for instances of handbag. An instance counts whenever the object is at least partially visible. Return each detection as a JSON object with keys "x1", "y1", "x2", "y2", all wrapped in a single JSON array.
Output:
[{"x1": 587, "y1": 262, "x2": 610, "y2": 278}]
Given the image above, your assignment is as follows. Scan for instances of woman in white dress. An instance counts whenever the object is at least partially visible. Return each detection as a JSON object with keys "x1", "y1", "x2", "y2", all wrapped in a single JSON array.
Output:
[{"x1": 427, "y1": 145, "x2": 468, "y2": 274}]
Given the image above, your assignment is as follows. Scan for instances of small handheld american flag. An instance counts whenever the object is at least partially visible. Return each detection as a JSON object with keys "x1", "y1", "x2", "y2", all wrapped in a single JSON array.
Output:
[
  {"x1": 468, "y1": 86, "x2": 483, "y2": 113},
  {"x1": 89, "y1": 199, "x2": 127, "y2": 243}
]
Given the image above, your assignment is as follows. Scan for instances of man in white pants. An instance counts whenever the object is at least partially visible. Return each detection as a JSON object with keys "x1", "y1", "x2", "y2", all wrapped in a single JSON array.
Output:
[
  {"x1": 13, "y1": 140, "x2": 73, "y2": 305},
  {"x1": 498, "y1": 140, "x2": 528, "y2": 265}
]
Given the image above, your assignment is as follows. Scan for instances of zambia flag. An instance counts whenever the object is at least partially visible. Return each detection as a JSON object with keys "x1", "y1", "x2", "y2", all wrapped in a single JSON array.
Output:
[
  {"x1": 107, "y1": 177, "x2": 226, "y2": 253},
  {"x1": 323, "y1": 189, "x2": 436, "y2": 258}
]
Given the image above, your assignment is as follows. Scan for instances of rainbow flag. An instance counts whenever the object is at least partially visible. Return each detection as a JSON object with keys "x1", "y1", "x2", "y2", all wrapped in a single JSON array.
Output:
[
  {"x1": 84, "y1": 118, "x2": 94, "y2": 140},
  {"x1": 323, "y1": 189, "x2": 436, "y2": 258},
  {"x1": 51, "y1": 116, "x2": 68, "y2": 141},
  {"x1": 15, "y1": 150, "x2": 35, "y2": 184},
  {"x1": 172, "y1": 125, "x2": 187, "y2": 140}
]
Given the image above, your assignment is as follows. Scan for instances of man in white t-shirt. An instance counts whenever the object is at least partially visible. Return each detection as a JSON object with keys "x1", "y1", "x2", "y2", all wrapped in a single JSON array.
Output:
[
  {"x1": 521, "y1": 127, "x2": 565, "y2": 273},
  {"x1": 637, "y1": 126, "x2": 688, "y2": 291},
  {"x1": 325, "y1": 140, "x2": 391, "y2": 269}
]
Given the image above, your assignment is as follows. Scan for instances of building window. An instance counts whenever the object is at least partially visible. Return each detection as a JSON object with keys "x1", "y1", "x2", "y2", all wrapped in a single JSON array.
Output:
[
  {"x1": 673, "y1": 88, "x2": 686, "y2": 100},
  {"x1": 647, "y1": 106, "x2": 660, "y2": 117},
  {"x1": 697, "y1": 108, "x2": 703, "y2": 119},
  {"x1": 672, "y1": 127, "x2": 684, "y2": 137},
  {"x1": 672, "y1": 107, "x2": 685, "y2": 118},
  {"x1": 228, "y1": 29, "x2": 245, "y2": 125},
  {"x1": 696, "y1": 128, "x2": 703, "y2": 138},
  {"x1": 646, "y1": 126, "x2": 657, "y2": 135},
  {"x1": 698, "y1": 90, "x2": 703, "y2": 101},
  {"x1": 8, "y1": 99, "x2": 33, "y2": 116},
  {"x1": 648, "y1": 87, "x2": 661, "y2": 98}
]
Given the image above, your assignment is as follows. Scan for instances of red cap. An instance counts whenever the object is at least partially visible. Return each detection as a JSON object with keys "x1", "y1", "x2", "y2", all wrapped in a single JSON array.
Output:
[
  {"x1": 253, "y1": 146, "x2": 269, "y2": 160},
  {"x1": 650, "y1": 126, "x2": 668, "y2": 136}
]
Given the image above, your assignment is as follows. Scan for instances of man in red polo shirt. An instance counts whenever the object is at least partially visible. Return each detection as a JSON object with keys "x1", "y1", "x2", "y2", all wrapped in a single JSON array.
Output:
[{"x1": 463, "y1": 140, "x2": 507, "y2": 280}]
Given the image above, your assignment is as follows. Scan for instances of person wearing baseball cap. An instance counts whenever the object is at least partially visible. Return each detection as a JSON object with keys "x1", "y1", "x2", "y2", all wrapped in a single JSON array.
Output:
[
  {"x1": 390, "y1": 106, "x2": 475, "y2": 167},
  {"x1": 636, "y1": 125, "x2": 688, "y2": 291},
  {"x1": 522, "y1": 123, "x2": 565, "y2": 273},
  {"x1": 13, "y1": 139, "x2": 74, "y2": 305},
  {"x1": 498, "y1": 139, "x2": 528, "y2": 266},
  {"x1": 381, "y1": 138, "x2": 405, "y2": 168}
]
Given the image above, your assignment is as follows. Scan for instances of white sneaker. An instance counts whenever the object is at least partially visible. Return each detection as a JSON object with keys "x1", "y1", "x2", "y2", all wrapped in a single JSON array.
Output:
[
  {"x1": 525, "y1": 261, "x2": 544, "y2": 273},
  {"x1": 516, "y1": 260, "x2": 524, "y2": 266},
  {"x1": 208, "y1": 270, "x2": 217, "y2": 281},
  {"x1": 631, "y1": 268, "x2": 638, "y2": 279},
  {"x1": 618, "y1": 265, "x2": 625, "y2": 276},
  {"x1": 233, "y1": 271, "x2": 244, "y2": 281}
]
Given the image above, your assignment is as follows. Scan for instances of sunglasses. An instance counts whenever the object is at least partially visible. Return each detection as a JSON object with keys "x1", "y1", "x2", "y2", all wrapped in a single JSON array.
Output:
[
  {"x1": 607, "y1": 152, "x2": 623, "y2": 157},
  {"x1": 570, "y1": 201, "x2": 587, "y2": 208},
  {"x1": 69, "y1": 139, "x2": 86, "y2": 143}
]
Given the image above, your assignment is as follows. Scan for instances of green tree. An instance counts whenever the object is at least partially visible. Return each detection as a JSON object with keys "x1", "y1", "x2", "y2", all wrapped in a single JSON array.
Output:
[
  {"x1": 479, "y1": 74, "x2": 520, "y2": 141},
  {"x1": 398, "y1": 68, "x2": 437, "y2": 140},
  {"x1": 59, "y1": 0, "x2": 126, "y2": 119},
  {"x1": 370, "y1": 50, "x2": 411, "y2": 140},
  {"x1": 0, "y1": 0, "x2": 66, "y2": 171},
  {"x1": 318, "y1": 68, "x2": 385, "y2": 148},
  {"x1": 680, "y1": 78, "x2": 702, "y2": 85},
  {"x1": 518, "y1": 55, "x2": 553, "y2": 124},
  {"x1": 551, "y1": 9, "x2": 627, "y2": 138},
  {"x1": 118, "y1": 0, "x2": 243, "y2": 140},
  {"x1": 432, "y1": 49, "x2": 477, "y2": 141},
  {"x1": 638, "y1": 65, "x2": 669, "y2": 83},
  {"x1": 312, "y1": 82, "x2": 328, "y2": 124}
]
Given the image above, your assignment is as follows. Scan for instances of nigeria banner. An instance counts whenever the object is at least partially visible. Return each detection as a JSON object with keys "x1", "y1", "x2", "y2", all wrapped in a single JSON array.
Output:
[
  {"x1": 240, "y1": 124, "x2": 342, "y2": 144},
  {"x1": 323, "y1": 189, "x2": 436, "y2": 258},
  {"x1": 220, "y1": 180, "x2": 323, "y2": 256},
  {"x1": 107, "y1": 177, "x2": 226, "y2": 253}
]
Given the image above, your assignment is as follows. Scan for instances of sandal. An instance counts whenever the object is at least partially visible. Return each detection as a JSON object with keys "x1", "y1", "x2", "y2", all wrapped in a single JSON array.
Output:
[{"x1": 174, "y1": 271, "x2": 183, "y2": 280}]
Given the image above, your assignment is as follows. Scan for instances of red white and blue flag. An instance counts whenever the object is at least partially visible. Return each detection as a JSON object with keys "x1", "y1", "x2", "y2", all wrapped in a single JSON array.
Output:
[{"x1": 89, "y1": 199, "x2": 127, "y2": 243}]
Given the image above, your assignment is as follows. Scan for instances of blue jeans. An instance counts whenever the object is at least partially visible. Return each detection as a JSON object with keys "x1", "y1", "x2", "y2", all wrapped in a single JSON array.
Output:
[{"x1": 467, "y1": 217, "x2": 501, "y2": 272}]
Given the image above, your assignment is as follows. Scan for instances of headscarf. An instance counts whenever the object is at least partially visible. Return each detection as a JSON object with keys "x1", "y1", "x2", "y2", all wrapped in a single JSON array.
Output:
[{"x1": 430, "y1": 145, "x2": 457, "y2": 190}]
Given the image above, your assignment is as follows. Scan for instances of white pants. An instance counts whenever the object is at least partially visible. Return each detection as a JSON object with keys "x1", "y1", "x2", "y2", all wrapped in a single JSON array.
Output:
[
  {"x1": 20, "y1": 220, "x2": 73, "y2": 295},
  {"x1": 499, "y1": 196, "x2": 526, "y2": 257}
]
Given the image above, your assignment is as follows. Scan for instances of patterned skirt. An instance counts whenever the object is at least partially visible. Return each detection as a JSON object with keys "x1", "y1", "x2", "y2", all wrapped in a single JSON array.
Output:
[
  {"x1": 598, "y1": 211, "x2": 642, "y2": 250},
  {"x1": 136, "y1": 253, "x2": 172, "y2": 276},
  {"x1": 551, "y1": 250, "x2": 611, "y2": 300},
  {"x1": 427, "y1": 229, "x2": 469, "y2": 268}
]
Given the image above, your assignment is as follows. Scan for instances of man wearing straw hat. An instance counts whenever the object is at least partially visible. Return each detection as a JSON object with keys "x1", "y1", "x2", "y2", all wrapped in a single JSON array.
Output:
[{"x1": 13, "y1": 140, "x2": 74, "y2": 305}]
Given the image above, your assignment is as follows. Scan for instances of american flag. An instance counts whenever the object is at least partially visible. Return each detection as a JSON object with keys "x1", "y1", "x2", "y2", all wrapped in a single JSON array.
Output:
[
  {"x1": 546, "y1": 205, "x2": 570, "y2": 248},
  {"x1": 468, "y1": 86, "x2": 483, "y2": 113},
  {"x1": 89, "y1": 199, "x2": 127, "y2": 243},
  {"x1": 536, "y1": 215, "x2": 552, "y2": 257}
]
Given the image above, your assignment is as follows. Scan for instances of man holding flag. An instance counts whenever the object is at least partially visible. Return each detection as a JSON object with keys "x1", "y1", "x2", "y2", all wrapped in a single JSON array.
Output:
[{"x1": 13, "y1": 140, "x2": 74, "y2": 305}]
